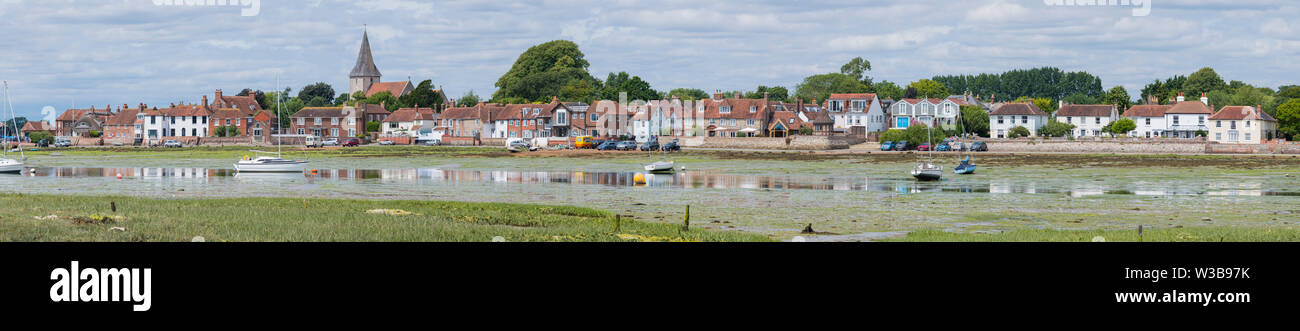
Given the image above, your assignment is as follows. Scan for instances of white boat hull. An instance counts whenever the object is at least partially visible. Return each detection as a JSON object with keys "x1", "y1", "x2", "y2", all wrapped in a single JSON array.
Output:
[
  {"x1": 0, "y1": 159, "x2": 22, "y2": 173},
  {"x1": 645, "y1": 161, "x2": 676, "y2": 173},
  {"x1": 235, "y1": 160, "x2": 308, "y2": 173}
]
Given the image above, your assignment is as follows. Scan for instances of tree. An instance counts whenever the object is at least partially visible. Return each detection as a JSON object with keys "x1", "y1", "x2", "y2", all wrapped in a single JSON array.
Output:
[
  {"x1": 298, "y1": 82, "x2": 335, "y2": 105},
  {"x1": 1108, "y1": 118, "x2": 1137, "y2": 136},
  {"x1": 457, "y1": 90, "x2": 481, "y2": 107},
  {"x1": 665, "y1": 88, "x2": 710, "y2": 101},
  {"x1": 1038, "y1": 120, "x2": 1075, "y2": 137},
  {"x1": 1063, "y1": 93, "x2": 1099, "y2": 105},
  {"x1": 366, "y1": 121, "x2": 381, "y2": 133},
  {"x1": 1277, "y1": 99, "x2": 1300, "y2": 140},
  {"x1": 306, "y1": 96, "x2": 329, "y2": 107},
  {"x1": 870, "y1": 81, "x2": 904, "y2": 100},
  {"x1": 266, "y1": 90, "x2": 305, "y2": 128},
  {"x1": 881, "y1": 122, "x2": 942, "y2": 145},
  {"x1": 907, "y1": 79, "x2": 950, "y2": 98},
  {"x1": 1279, "y1": 86, "x2": 1300, "y2": 99},
  {"x1": 958, "y1": 105, "x2": 989, "y2": 137},
  {"x1": 599, "y1": 72, "x2": 658, "y2": 101},
  {"x1": 238, "y1": 89, "x2": 269, "y2": 109},
  {"x1": 745, "y1": 86, "x2": 789, "y2": 102},
  {"x1": 1008, "y1": 126, "x2": 1032, "y2": 138},
  {"x1": 933, "y1": 67, "x2": 1103, "y2": 101},
  {"x1": 1104, "y1": 86, "x2": 1132, "y2": 112},
  {"x1": 361, "y1": 91, "x2": 400, "y2": 111},
  {"x1": 335, "y1": 93, "x2": 351, "y2": 106},
  {"x1": 840, "y1": 57, "x2": 873, "y2": 86},
  {"x1": 28, "y1": 130, "x2": 53, "y2": 143},
  {"x1": 794, "y1": 73, "x2": 868, "y2": 103},
  {"x1": 492, "y1": 40, "x2": 599, "y2": 103},
  {"x1": 400, "y1": 80, "x2": 445, "y2": 111},
  {"x1": 1182, "y1": 67, "x2": 1227, "y2": 96}
]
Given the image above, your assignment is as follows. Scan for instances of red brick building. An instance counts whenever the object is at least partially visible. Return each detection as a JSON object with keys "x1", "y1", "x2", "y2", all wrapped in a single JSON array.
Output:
[{"x1": 289, "y1": 106, "x2": 365, "y2": 139}]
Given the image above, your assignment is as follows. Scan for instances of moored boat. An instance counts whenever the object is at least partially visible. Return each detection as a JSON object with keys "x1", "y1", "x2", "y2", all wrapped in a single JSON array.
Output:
[
  {"x1": 911, "y1": 162, "x2": 942, "y2": 181},
  {"x1": 954, "y1": 156, "x2": 976, "y2": 175},
  {"x1": 644, "y1": 161, "x2": 676, "y2": 173},
  {"x1": 235, "y1": 156, "x2": 308, "y2": 173}
]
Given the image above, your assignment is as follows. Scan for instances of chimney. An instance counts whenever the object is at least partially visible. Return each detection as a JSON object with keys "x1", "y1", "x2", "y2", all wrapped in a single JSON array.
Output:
[
  {"x1": 169, "y1": 103, "x2": 175, "y2": 108},
  {"x1": 202, "y1": 95, "x2": 209, "y2": 108},
  {"x1": 215, "y1": 89, "x2": 223, "y2": 101},
  {"x1": 713, "y1": 90, "x2": 723, "y2": 100},
  {"x1": 1200, "y1": 93, "x2": 1208, "y2": 105},
  {"x1": 552, "y1": 96, "x2": 559, "y2": 103},
  {"x1": 763, "y1": 92, "x2": 770, "y2": 103},
  {"x1": 733, "y1": 92, "x2": 742, "y2": 99},
  {"x1": 1177, "y1": 92, "x2": 1185, "y2": 102}
]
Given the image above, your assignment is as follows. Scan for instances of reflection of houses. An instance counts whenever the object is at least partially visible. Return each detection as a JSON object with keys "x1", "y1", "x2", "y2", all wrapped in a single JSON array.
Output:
[
  {"x1": 1208, "y1": 105, "x2": 1277, "y2": 144},
  {"x1": 1055, "y1": 104, "x2": 1118, "y2": 138}
]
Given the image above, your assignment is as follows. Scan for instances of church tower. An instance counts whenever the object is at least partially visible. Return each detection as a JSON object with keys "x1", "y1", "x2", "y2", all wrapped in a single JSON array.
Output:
[{"x1": 349, "y1": 30, "x2": 382, "y2": 96}]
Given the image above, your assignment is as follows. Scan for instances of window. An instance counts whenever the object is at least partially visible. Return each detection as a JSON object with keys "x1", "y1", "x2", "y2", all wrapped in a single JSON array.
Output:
[
  {"x1": 150, "y1": 116, "x2": 156, "y2": 125},
  {"x1": 1246, "y1": 133, "x2": 1252, "y2": 141},
  {"x1": 331, "y1": 118, "x2": 339, "y2": 125},
  {"x1": 1145, "y1": 118, "x2": 1151, "y2": 126},
  {"x1": 749, "y1": 106, "x2": 757, "y2": 113},
  {"x1": 1095, "y1": 117, "x2": 1101, "y2": 125},
  {"x1": 1246, "y1": 121, "x2": 1251, "y2": 128},
  {"x1": 1199, "y1": 116, "x2": 1205, "y2": 125},
  {"x1": 852, "y1": 100, "x2": 866, "y2": 111},
  {"x1": 532, "y1": 108, "x2": 539, "y2": 115},
  {"x1": 192, "y1": 128, "x2": 197, "y2": 136},
  {"x1": 170, "y1": 117, "x2": 175, "y2": 124},
  {"x1": 297, "y1": 128, "x2": 305, "y2": 135},
  {"x1": 997, "y1": 116, "x2": 1004, "y2": 124},
  {"x1": 1021, "y1": 116, "x2": 1028, "y2": 124},
  {"x1": 1067, "y1": 117, "x2": 1072, "y2": 123},
  {"x1": 331, "y1": 128, "x2": 339, "y2": 137},
  {"x1": 1230, "y1": 121, "x2": 1237, "y2": 129},
  {"x1": 1172, "y1": 116, "x2": 1179, "y2": 126},
  {"x1": 1216, "y1": 120, "x2": 1221, "y2": 128},
  {"x1": 191, "y1": 116, "x2": 197, "y2": 123},
  {"x1": 297, "y1": 118, "x2": 305, "y2": 125},
  {"x1": 590, "y1": 114, "x2": 599, "y2": 121},
  {"x1": 1216, "y1": 133, "x2": 1222, "y2": 141},
  {"x1": 314, "y1": 118, "x2": 322, "y2": 125},
  {"x1": 720, "y1": 106, "x2": 731, "y2": 114},
  {"x1": 348, "y1": 118, "x2": 355, "y2": 126},
  {"x1": 747, "y1": 119, "x2": 755, "y2": 126}
]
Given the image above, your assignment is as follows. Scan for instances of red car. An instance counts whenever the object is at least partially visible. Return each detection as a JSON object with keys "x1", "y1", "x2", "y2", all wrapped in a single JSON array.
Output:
[
  {"x1": 917, "y1": 143, "x2": 932, "y2": 151},
  {"x1": 342, "y1": 138, "x2": 361, "y2": 147}
]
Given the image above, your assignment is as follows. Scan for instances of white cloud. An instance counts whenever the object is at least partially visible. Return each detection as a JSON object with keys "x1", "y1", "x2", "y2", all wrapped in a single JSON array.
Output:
[{"x1": 827, "y1": 26, "x2": 954, "y2": 51}]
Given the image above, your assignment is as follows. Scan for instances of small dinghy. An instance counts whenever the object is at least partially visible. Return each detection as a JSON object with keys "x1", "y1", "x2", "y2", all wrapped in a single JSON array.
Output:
[
  {"x1": 644, "y1": 161, "x2": 676, "y2": 173},
  {"x1": 954, "y1": 155, "x2": 976, "y2": 175}
]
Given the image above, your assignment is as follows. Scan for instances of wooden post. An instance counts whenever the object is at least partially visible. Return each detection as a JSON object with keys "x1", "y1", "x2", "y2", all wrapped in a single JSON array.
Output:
[
  {"x1": 614, "y1": 215, "x2": 621, "y2": 233},
  {"x1": 1138, "y1": 225, "x2": 1143, "y2": 242},
  {"x1": 110, "y1": 201, "x2": 116, "y2": 213},
  {"x1": 683, "y1": 205, "x2": 690, "y2": 232}
]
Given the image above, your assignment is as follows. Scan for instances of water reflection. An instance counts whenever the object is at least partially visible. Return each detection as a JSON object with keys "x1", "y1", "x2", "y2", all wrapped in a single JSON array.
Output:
[{"x1": 11, "y1": 167, "x2": 1300, "y2": 197}]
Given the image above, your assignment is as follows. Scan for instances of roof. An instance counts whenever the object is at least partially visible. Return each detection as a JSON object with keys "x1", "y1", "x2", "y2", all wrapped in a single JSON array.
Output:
[
  {"x1": 365, "y1": 81, "x2": 411, "y2": 97},
  {"x1": 21, "y1": 121, "x2": 52, "y2": 132},
  {"x1": 57, "y1": 108, "x2": 111, "y2": 122},
  {"x1": 1167, "y1": 101, "x2": 1214, "y2": 114},
  {"x1": 769, "y1": 111, "x2": 809, "y2": 130},
  {"x1": 495, "y1": 103, "x2": 562, "y2": 120},
  {"x1": 1210, "y1": 106, "x2": 1277, "y2": 121},
  {"x1": 700, "y1": 98, "x2": 771, "y2": 119},
  {"x1": 827, "y1": 93, "x2": 876, "y2": 101},
  {"x1": 291, "y1": 107, "x2": 347, "y2": 118},
  {"x1": 442, "y1": 106, "x2": 485, "y2": 120},
  {"x1": 105, "y1": 108, "x2": 140, "y2": 126},
  {"x1": 989, "y1": 103, "x2": 1048, "y2": 116},
  {"x1": 1124, "y1": 105, "x2": 1171, "y2": 118},
  {"x1": 157, "y1": 105, "x2": 210, "y2": 117},
  {"x1": 1056, "y1": 104, "x2": 1115, "y2": 117},
  {"x1": 811, "y1": 110, "x2": 834, "y2": 124},
  {"x1": 349, "y1": 31, "x2": 382, "y2": 78},
  {"x1": 216, "y1": 94, "x2": 261, "y2": 112},
  {"x1": 382, "y1": 107, "x2": 432, "y2": 123},
  {"x1": 210, "y1": 108, "x2": 250, "y2": 119}
]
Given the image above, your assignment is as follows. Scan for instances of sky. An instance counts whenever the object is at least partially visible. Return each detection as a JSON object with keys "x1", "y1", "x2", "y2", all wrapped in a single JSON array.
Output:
[{"x1": 1, "y1": 0, "x2": 1297, "y2": 121}]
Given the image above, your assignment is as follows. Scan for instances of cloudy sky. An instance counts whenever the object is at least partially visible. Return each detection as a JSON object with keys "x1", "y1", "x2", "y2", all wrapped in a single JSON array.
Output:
[{"x1": 1, "y1": 0, "x2": 1297, "y2": 121}]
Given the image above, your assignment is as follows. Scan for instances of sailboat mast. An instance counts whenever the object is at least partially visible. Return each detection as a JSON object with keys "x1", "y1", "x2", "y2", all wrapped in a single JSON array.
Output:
[
  {"x1": 3, "y1": 81, "x2": 21, "y2": 160},
  {"x1": 276, "y1": 75, "x2": 282, "y2": 158}
]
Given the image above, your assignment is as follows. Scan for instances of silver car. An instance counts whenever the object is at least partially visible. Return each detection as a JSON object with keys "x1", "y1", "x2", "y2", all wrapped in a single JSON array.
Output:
[{"x1": 163, "y1": 140, "x2": 183, "y2": 148}]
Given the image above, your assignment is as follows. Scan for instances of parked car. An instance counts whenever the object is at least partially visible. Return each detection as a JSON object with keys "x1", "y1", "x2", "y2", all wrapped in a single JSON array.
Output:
[
  {"x1": 662, "y1": 140, "x2": 681, "y2": 152},
  {"x1": 893, "y1": 141, "x2": 911, "y2": 151},
  {"x1": 419, "y1": 139, "x2": 441, "y2": 146},
  {"x1": 54, "y1": 138, "x2": 72, "y2": 148},
  {"x1": 163, "y1": 140, "x2": 183, "y2": 148},
  {"x1": 917, "y1": 143, "x2": 932, "y2": 152},
  {"x1": 574, "y1": 136, "x2": 597, "y2": 149},
  {"x1": 615, "y1": 140, "x2": 638, "y2": 151},
  {"x1": 379, "y1": 140, "x2": 395, "y2": 146},
  {"x1": 37, "y1": 139, "x2": 50, "y2": 148},
  {"x1": 596, "y1": 141, "x2": 618, "y2": 151},
  {"x1": 640, "y1": 141, "x2": 659, "y2": 151},
  {"x1": 880, "y1": 141, "x2": 895, "y2": 151},
  {"x1": 951, "y1": 142, "x2": 966, "y2": 151},
  {"x1": 935, "y1": 143, "x2": 951, "y2": 152},
  {"x1": 342, "y1": 138, "x2": 361, "y2": 147},
  {"x1": 322, "y1": 139, "x2": 340, "y2": 147},
  {"x1": 970, "y1": 141, "x2": 989, "y2": 152}
]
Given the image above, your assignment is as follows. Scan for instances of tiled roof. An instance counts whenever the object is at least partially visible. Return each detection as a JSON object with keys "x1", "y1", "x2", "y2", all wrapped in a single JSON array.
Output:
[
  {"x1": 158, "y1": 105, "x2": 210, "y2": 117},
  {"x1": 1056, "y1": 104, "x2": 1115, "y2": 117},
  {"x1": 1124, "y1": 105, "x2": 1171, "y2": 117},
  {"x1": 827, "y1": 93, "x2": 876, "y2": 101},
  {"x1": 292, "y1": 107, "x2": 348, "y2": 118},
  {"x1": 217, "y1": 95, "x2": 261, "y2": 112},
  {"x1": 105, "y1": 109, "x2": 140, "y2": 126},
  {"x1": 1211, "y1": 106, "x2": 1276, "y2": 121},
  {"x1": 1167, "y1": 101, "x2": 1214, "y2": 114},
  {"x1": 21, "y1": 121, "x2": 52, "y2": 131},
  {"x1": 700, "y1": 98, "x2": 770, "y2": 120},
  {"x1": 365, "y1": 81, "x2": 410, "y2": 97},
  {"x1": 383, "y1": 107, "x2": 425, "y2": 123},
  {"x1": 769, "y1": 111, "x2": 809, "y2": 130},
  {"x1": 495, "y1": 103, "x2": 561, "y2": 120},
  {"x1": 989, "y1": 103, "x2": 1048, "y2": 116},
  {"x1": 358, "y1": 103, "x2": 389, "y2": 115}
]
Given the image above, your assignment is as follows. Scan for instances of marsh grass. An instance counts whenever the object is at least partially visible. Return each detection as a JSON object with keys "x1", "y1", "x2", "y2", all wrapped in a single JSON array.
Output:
[
  {"x1": 888, "y1": 227, "x2": 1300, "y2": 242},
  {"x1": 0, "y1": 194, "x2": 769, "y2": 242}
]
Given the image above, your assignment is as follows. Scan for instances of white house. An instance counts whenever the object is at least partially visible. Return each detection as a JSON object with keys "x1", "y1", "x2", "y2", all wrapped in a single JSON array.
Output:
[
  {"x1": 1055, "y1": 104, "x2": 1118, "y2": 138},
  {"x1": 1208, "y1": 105, "x2": 1278, "y2": 144},
  {"x1": 1123, "y1": 104, "x2": 1170, "y2": 138},
  {"x1": 1164, "y1": 93, "x2": 1213, "y2": 138},
  {"x1": 140, "y1": 104, "x2": 210, "y2": 144},
  {"x1": 988, "y1": 103, "x2": 1049, "y2": 138},
  {"x1": 825, "y1": 93, "x2": 886, "y2": 132},
  {"x1": 890, "y1": 98, "x2": 960, "y2": 130}
]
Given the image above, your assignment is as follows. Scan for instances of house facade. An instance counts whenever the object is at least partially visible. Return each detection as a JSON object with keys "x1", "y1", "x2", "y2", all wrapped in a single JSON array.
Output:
[
  {"x1": 103, "y1": 107, "x2": 143, "y2": 145},
  {"x1": 289, "y1": 106, "x2": 365, "y2": 139},
  {"x1": 381, "y1": 107, "x2": 437, "y2": 136},
  {"x1": 1056, "y1": 104, "x2": 1118, "y2": 138},
  {"x1": 1123, "y1": 104, "x2": 1171, "y2": 138},
  {"x1": 890, "y1": 98, "x2": 960, "y2": 130},
  {"x1": 1208, "y1": 106, "x2": 1278, "y2": 144},
  {"x1": 698, "y1": 91, "x2": 779, "y2": 137},
  {"x1": 989, "y1": 103, "x2": 1049, "y2": 138},
  {"x1": 1164, "y1": 93, "x2": 1213, "y2": 138},
  {"x1": 55, "y1": 106, "x2": 114, "y2": 137},
  {"x1": 490, "y1": 102, "x2": 568, "y2": 139},
  {"x1": 825, "y1": 93, "x2": 886, "y2": 133},
  {"x1": 139, "y1": 104, "x2": 211, "y2": 144},
  {"x1": 21, "y1": 121, "x2": 55, "y2": 138}
]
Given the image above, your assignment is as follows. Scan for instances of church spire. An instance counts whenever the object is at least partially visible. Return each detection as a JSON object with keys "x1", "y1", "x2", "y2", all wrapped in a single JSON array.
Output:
[{"x1": 350, "y1": 30, "x2": 382, "y2": 79}]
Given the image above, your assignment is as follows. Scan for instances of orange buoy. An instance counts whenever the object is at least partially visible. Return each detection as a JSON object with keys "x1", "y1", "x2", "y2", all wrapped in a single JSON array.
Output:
[
  {"x1": 633, "y1": 173, "x2": 646, "y2": 185},
  {"x1": 116, "y1": 174, "x2": 123, "y2": 180}
]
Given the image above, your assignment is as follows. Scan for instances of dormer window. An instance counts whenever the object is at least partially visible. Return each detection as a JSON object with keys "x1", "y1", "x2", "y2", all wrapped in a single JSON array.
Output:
[
  {"x1": 532, "y1": 108, "x2": 539, "y2": 115},
  {"x1": 720, "y1": 106, "x2": 731, "y2": 114},
  {"x1": 749, "y1": 106, "x2": 757, "y2": 113}
]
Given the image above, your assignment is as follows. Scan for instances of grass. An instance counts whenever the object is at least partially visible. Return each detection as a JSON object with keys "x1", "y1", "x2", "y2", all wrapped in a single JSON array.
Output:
[
  {"x1": 885, "y1": 227, "x2": 1300, "y2": 242},
  {"x1": 0, "y1": 194, "x2": 771, "y2": 242}
]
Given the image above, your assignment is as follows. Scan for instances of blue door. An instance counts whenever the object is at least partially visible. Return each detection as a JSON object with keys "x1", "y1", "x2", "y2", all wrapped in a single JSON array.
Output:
[{"x1": 896, "y1": 117, "x2": 910, "y2": 129}]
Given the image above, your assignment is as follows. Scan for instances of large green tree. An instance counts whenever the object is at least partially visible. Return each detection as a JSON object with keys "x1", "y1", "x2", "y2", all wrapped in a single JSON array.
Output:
[
  {"x1": 399, "y1": 80, "x2": 446, "y2": 111},
  {"x1": 958, "y1": 105, "x2": 989, "y2": 137},
  {"x1": 599, "y1": 72, "x2": 658, "y2": 101},
  {"x1": 1104, "y1": 86, "x2": 1132, "y2": 112},
  {"x1": 907, "y1": 79, "x2": 950, "y2": 98},
  {"x1": 933, "y1": 67, "x2": 1103, "y2": 101},
  {"x1": 1275, "y1": 99, "x2": 1300, "y2": 140},
  {"x1": 794, "y1": 73, "x2": 869, "y2": 103},
  {"x1": 840, "y1": 57, "x2": 873, "y2": 86},
  {"x1": 745, "y1": 86, "x2": 789, "y2": 102},
  {"x1": 298, "y1": 82, "x2": 335, "y2": 105},
  {"x1": 492, "y1": 40, "x2": 599, "y2": 103},
  {"x1": 457, "y1": 90, "x2": 481, "y2": 107},
  {"x1": 665, "y1": 88, "x2": 710, "y2": 101},
  {"x1": 870, "y1": 81, "x2": 904, "y2": 100},
  {"x1": 1182, "y1": 67, "x2": 1228, "y2": 96}
]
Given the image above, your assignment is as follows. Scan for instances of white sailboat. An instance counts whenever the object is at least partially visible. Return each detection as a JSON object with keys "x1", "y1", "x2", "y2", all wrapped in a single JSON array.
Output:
[
  {"x1": 236, "y1": 75, "x2": 308, "y2": 173},
  {"x1": 643, "y1": 108, "x2": 676, "y2": 173},
  {"x1": 910, "y1": 121, "x2": 942, "y2": 181},
  {"x1": 1, "y1": 81, "x2": 25, "y2": 174}
]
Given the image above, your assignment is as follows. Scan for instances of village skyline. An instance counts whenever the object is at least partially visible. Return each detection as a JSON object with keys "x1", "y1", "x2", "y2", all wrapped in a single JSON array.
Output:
[{"x1": 1, "y1": 0, "x2": 1298, "y2": 120}]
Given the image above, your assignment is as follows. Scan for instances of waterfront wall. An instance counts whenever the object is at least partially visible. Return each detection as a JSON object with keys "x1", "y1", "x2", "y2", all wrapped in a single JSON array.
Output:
[
  {"x1": 985, "y1": 139, "x2": 1207, "y2": 154},
  {"x1": 686, "y1": 135, "x2": 853, "y2": 150}
]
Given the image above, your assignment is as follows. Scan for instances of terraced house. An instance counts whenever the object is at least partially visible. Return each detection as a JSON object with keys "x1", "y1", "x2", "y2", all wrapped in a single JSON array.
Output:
[
  {"x1": 1055, "y1": 104, "x2": 1118, "y2": 138},
  {"x1": 140, "y1": 103, "x2": 211, "y2": 145},
  {"x1": 491, "y1": 101, "x2": 569, "y2": 139},
  {"x1": 289, "y1": 106, "x2": 364, "y2": 139},
  {"x1": 55, "y1": 105, "x2": 114, "y2": 137},
  {"x1": 1122, "y1": 104, "x2": 1171, "y2": 138},
  {"x1": 1208, "y1": 105, "x2": 1277, "y2": 144},
  {"x1": 102, "y1": 105, "x2": 144, "y2": 145},
  {"x1": 699, "y1": 91, "x2": 780, "y2": 137},
  {"x1": 890, "y1": 98, "x2": 960, "y2": 131},
  {"x1": 988, "y1": 102, "x2": 1049, "y2": 138}
]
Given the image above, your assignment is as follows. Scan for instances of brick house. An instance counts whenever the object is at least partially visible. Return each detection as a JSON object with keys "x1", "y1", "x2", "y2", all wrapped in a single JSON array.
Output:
[
  {"x1": 103, "y1": 106, "x2": 143, "y2": 145},
  {"x1": 489, "y1": 101, "x2": 570, "y2": 139},
  {"x1": 699, "y1": 91, "x2": 780, "y2": 137},
  {"x1": 20, "y1": 121, "x2": 54, "y2": 138},
  {"x1": 289, "y1": 106, "x2": 365, "y2": 139},
  {"x1": 55, "y1": 106, "x2": 114, "y2": 137}
]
